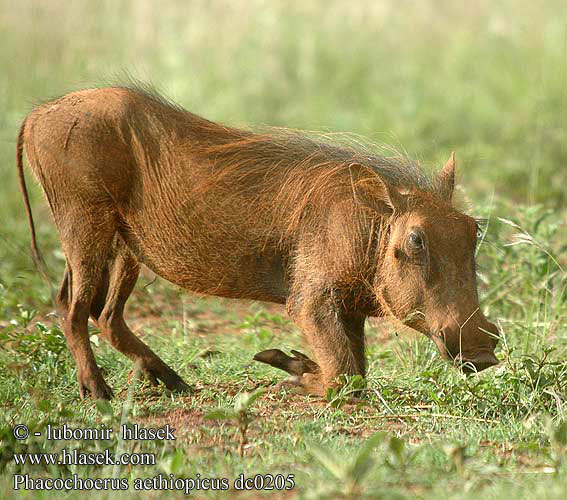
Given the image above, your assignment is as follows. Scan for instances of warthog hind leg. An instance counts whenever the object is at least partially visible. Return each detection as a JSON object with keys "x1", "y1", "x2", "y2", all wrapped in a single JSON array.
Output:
[
  {"x1": 57, "y1": 218, "x2": 115, "y2": 400},
  {"x1": 95, "y1": 240, "x2": 190, "y2": 393}
]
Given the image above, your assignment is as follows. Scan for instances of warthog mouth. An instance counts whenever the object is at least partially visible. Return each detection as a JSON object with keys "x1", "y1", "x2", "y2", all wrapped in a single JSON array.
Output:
[
  {"x1": 455, "y1": 351, "x2": 500, "y2": 373},
  {"x1": 428, "y1": 331, "x2": 499, "y2": 373}
]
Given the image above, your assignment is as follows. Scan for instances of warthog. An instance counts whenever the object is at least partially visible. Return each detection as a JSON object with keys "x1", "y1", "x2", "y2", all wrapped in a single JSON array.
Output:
[{"x1": 17, "y1": 85, "x2": 499, "y2": 400}]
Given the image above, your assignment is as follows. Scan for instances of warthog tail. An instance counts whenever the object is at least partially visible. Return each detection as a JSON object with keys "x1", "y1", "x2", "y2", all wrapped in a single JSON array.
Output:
[{"x1": 16, "y1": 118, "x2": 53, "y2": 296}]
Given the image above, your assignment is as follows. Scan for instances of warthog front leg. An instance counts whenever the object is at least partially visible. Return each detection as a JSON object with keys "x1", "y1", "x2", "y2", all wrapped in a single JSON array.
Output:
[
  {"x1": 253, "y1": 348, "x2": 325, "y2": 394},
  {"x1": 254, "y1": 349, "x2": 319, "y2": 375},
  {"x1": 254, "y1": 289, "x2": 367, "y2": 396}
]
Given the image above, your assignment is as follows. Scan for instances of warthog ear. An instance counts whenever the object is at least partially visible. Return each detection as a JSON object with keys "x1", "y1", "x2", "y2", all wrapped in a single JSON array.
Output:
[
  {"x1": 350, "y1": 164, "x2": 407, "y2": 216},
  {"x1": 375, "y1": 177, "x2": 408, "y2": 216},
  {"x1": 438, "y1": 152, "x2": 456, "y2": 202}
]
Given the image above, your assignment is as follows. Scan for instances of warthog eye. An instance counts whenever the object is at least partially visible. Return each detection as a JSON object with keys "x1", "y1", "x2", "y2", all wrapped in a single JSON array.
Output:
[
  {"x1": 407, "y1": 231, "x2": 424, "y2": 251},
  {"x1": 475, "y1": 218, "x2": 487, "y2": 239}
]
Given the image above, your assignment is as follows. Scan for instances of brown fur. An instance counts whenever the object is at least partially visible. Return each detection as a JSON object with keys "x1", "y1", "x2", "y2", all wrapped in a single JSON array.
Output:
[{"x1": 17, "y1": 85, "x2": 499, "y2": 399}]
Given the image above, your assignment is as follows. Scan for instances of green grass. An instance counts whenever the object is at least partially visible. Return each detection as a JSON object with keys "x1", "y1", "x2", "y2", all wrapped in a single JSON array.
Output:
[{"x1": 1, "y1": 1, "x2": 566, "y2": 498}]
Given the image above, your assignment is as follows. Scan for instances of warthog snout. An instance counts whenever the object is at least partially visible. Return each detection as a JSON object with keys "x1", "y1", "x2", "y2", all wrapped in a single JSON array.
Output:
[
  {"x1": 431, "y1": 319, "x2": 500, "y2": 373},
  {"x1": 458, "y1": 350, "x2": 500, "y2": 373}
]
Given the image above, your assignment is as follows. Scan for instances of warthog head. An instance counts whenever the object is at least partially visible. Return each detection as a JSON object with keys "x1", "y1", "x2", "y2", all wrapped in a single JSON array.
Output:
[{"x1": 375, "y1": 154, "x2": 499, "y2": 372}]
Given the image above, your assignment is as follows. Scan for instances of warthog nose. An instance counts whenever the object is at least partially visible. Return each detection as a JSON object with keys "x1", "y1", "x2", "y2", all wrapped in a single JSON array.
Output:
[{"x1": 457, "y1": 351, "x2": 500, "y2": 373}]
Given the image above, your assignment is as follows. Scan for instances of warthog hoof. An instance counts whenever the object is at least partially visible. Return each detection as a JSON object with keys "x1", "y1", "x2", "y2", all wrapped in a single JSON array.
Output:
[
  {"x1": 133, "y1": 358, "x2": 191, "y2": 393},
  {"x1": 254, "y1": 349, "x2": 328, "y2": 396},
  {"x1": 253, "y1": 348, "x2": 319, "y2": 376},
  {"x1": 78, "y1": 371, "x2": 114, "y2": 400}
]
